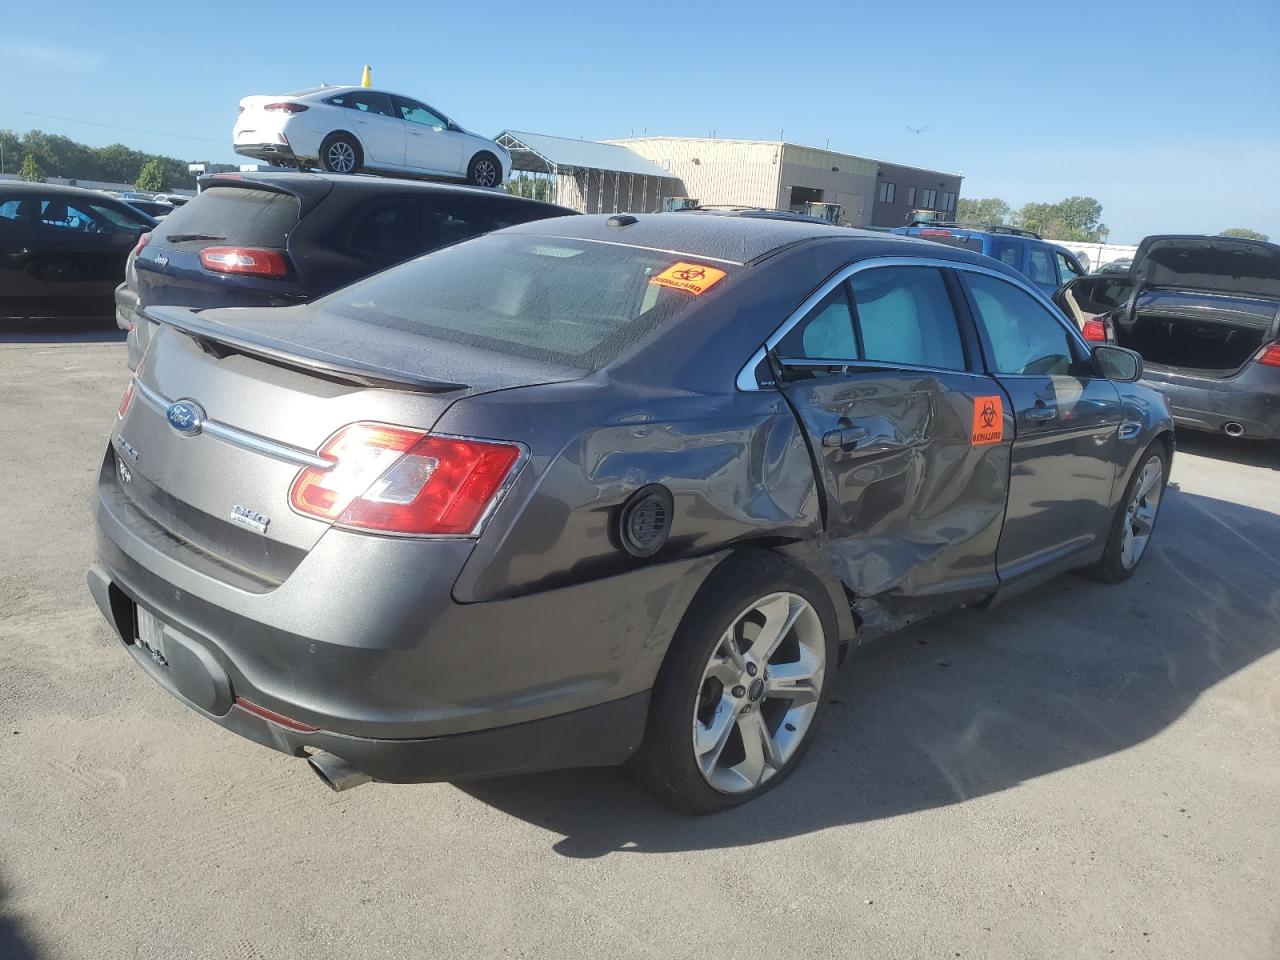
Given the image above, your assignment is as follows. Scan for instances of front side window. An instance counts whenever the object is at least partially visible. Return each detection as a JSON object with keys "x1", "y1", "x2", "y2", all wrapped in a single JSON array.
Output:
[
  {"x1": 965, "y1": 272, "x2": 1076, "y2": 376},
  {"x1": 392, "y1": 96, "x2": 446, "y2": 127},
  {"x1": 36, "y1": 198, "x2": 139, "y2": 235},
  {"x1": 1027, "y1": 247, "x2": 1056, "y2": 285},
  {"x1": 851, "y1": 267, "x2": 966, "y2": 370},
  {"x1": 775, "y1": 285, "x2": 858, "y2": 360},
  {"x1": 1055, "y1": 251, "x2": 1083, "y2": 284},
  {"x1": 993, "y1": 240, "x2": 1022, "y2": 269}
]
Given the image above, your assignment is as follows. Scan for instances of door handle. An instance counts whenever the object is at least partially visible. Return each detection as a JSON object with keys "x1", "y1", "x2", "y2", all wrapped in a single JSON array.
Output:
[
  {"x1": 1027, "y1": 401, "x2": 1057, "y2": 424},
  {"x1": 822, "y1": 425, "x2": 869, "y2": 448}
]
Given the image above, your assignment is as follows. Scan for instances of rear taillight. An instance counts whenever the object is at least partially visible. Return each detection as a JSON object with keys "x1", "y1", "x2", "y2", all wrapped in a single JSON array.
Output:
[
  {"x1": 1257, "y1": 343, "x2": 1280, "y2": 367},
  {"x1": 263, "y1": 102, "x2": 309, "y2": 113},
  {"x1": 199, "y1": 246, "x2": 288, "y2": 278},
  {"x1": 289, "y1": 423, "x2": 524, "y2": 536},
  {"x1": 132, "y1": 231, "x2": 151, "y2": 257},
  {"x1": 1081, "y1": 317, "x2": 1108, "y2": 342},
  {"x1": 117, "y1": 379, "x2": 135, "y2": 419},
  {"x1": 234, "y1": 697, "x2": 317, "y2": 732},
  {"x1": 921, "y1": 229, "x2": 952, "y2": 237}
]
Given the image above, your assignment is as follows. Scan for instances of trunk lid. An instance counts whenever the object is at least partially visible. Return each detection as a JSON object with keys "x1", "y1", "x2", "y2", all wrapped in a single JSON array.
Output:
[
  {"x1": 113, "y1": 305, "x2": 580, "y2": 585},
  {"x1": 1133, "y1": 235, "x2": 1280, "y2": 300}
]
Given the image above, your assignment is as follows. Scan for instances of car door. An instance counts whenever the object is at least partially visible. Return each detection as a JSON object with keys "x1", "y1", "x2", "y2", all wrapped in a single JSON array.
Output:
[
  {"x1": 391, "y1": 96, "x2": 464, "y2": 175},
  {"x1": 958, "y1": 268, "x2": 1123, "y2": 584},
  {"x1": 28, "y1": 196, "x2": 139, "y2": 318},
  {"x1": 333, "y1": 91, "x2": 405, "y2": 169},
  {"x1": 0, "y1": 196, "x2": 37, "y2": 317},
  {"x1": 771, "y1": 263, "x2": 1012, "y2": 616}
]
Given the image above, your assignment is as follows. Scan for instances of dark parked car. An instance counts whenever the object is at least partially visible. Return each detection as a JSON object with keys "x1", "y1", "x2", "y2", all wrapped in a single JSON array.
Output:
[
  {"x1": 0, "y1": 183, "x2": 155, "y2": 321},
  {"x1": 121, "y1": 198, "x2": 175, "y2": 220},
  {"x1": 893, "y1": 223, "x2": 1087, "y2": 298},
  {"x1": 90, "y1": 217, "x2": 1172, "y2": 813},
  {"x1": 1056, "y1": 235, "x2": 1280, "y2": 441},
  {"x1": 118, "y1": 171, "x2": 576, "y2": 367}
]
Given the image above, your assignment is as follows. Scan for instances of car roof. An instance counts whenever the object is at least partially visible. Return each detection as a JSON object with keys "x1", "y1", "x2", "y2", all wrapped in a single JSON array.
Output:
[
  {"x1": 0, "y1": 181, "x2": 136, "y2": 200},
  {"x1": 502, "y1": 212, "x2": 957, "y2": 266},
  {"x1": 676, "y1": 207, "x2": 835, "y2": 225},
  {"x1": 198, "y1": 171, "x2": 574, "y2": 212}
]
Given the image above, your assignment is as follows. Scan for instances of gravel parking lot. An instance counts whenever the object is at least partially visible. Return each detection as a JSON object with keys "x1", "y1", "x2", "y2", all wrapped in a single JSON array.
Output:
[{"x1": 2, "y1": 328, "x2": 1277, "y2": 960}]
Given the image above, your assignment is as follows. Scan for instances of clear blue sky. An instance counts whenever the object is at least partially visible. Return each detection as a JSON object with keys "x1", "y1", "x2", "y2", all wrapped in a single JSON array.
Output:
[{"x1": 2, "y1": 0, "x2": 1277, "y2": 242}]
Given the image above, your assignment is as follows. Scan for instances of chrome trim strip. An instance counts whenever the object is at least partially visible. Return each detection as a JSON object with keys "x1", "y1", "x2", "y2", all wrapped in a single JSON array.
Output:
[
  {"x1": 735, "y1": 256, "x2": 1091, "y2": 391},
  {"x1": 133, "y1": 378, "x2": 332, "y2": 470},
  {"x1": 525, "y1": 234, "x2": 744, "y2": 266}
]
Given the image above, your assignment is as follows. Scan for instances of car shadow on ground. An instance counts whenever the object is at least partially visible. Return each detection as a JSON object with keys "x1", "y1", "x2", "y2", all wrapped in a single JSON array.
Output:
[
  {"x1": 0, "y1": 317, "x2": 124, "y2": 345},
  {"x1": 0, "y1": 873, "x2": 38, "y2": 960},
  {"x1": 459, "y1": 487, "x2": 1280, "y2": 857},
  {"x1": 1175, "y1": 430, "x2": 1279, "y2": 470}
]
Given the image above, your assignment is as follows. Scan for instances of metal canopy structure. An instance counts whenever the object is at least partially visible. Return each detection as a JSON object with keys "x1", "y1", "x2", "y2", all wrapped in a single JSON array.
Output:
[{"x1": 495, "y1": 130, "x2": 684, "y2": 214}]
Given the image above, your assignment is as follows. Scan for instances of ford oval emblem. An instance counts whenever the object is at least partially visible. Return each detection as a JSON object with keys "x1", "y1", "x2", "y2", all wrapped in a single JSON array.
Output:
[{"x1": 165, "y1": 399, "x2": 205, "y2": 437}]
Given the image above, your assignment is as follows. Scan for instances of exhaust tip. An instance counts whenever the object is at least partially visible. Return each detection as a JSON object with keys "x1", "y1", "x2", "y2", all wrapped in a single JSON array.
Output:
[
  {"x1": 1223, "y1": 422, "x2": 1246, "y2": 438},
  {"x1": 307, "y1": 751, "x2": 373, "y2": 793}
]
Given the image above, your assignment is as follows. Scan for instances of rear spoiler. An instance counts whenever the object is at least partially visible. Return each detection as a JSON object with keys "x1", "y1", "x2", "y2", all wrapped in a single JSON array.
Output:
[
  {"x1": 144, "y1": 306, "x2": 469, "y2": 393},
  {"x1": 195, "y1": 172, "x2": 335, "y2": 217}
]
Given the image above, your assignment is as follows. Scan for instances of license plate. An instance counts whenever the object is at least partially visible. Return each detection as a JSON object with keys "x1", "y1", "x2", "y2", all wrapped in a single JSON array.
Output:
[{"x1": 136, "y1": 607, "x2": 169, "y2": 667}]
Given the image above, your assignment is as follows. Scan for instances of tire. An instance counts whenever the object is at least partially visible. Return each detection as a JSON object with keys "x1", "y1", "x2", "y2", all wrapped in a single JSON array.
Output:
[
  {"x1": 1084, "y1": 440, "x2": 1169, "y2": 583},
  {"x1": 319, "y1": 133, "x2": 362, "y2": 174},
  {"x1": 467, "y1": 152, "x2": 501, "y2": 188},
  {"x1": 627, "y1": 551, "x2": 839, "y2": 814}
]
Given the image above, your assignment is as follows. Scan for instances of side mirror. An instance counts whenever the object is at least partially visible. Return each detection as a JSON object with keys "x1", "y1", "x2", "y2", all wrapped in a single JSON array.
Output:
[{"x1": 1093, "y1": 344, "x2": 1143, "y2": 382}]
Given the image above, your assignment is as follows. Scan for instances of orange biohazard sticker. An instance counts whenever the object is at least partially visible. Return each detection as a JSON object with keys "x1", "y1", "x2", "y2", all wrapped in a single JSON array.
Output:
[
  {"x1": 649, "y1": 261, "x2": 727, "y2": 295},
  {"x1": 971, "y1": 395, "x2": 1004, "y2": 445}
]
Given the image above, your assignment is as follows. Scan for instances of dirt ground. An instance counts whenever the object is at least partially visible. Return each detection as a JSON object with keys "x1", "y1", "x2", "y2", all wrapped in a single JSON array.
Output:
[{"x1": 2, "y1": 329, "x2": 1278, "y2": 960}]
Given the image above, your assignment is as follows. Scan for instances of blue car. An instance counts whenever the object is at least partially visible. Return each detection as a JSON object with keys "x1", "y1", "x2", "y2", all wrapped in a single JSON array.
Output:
[{"x1": 893, "y1": 223, "x2": 1086, "y2": 297}]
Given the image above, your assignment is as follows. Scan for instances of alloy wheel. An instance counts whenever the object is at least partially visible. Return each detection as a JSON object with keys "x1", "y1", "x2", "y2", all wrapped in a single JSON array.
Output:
[
  {"x1": 692, "y1": 592, "x2": 826, "y2": 794},
  {"x1": 327, "y1": 141, "x2": 356, "y2": 173},
  {"x1": 473, "y1": 159, "x2": 498, "y2": 187},
  {"x1": 1121, "y1": 455, "x2": 1163, "y2": 569}
]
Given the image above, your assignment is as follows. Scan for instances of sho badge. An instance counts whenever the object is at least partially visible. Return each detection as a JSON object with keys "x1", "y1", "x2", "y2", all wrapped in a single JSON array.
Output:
[
  {"x1": 230, "y1": 504, "x2": 270, "y2": 535},
  {"x1": 971, "y1": 395, "x2": 1005, "y2": 445}
]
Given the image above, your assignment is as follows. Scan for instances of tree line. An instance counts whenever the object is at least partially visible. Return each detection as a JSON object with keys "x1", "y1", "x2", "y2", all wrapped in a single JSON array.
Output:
[
  {"x1": 956, "y1": 195, "x2": 1269, "y2": 243},
  {"x1": 0, "y1": 129, "x2": 234, "y2": 192}
]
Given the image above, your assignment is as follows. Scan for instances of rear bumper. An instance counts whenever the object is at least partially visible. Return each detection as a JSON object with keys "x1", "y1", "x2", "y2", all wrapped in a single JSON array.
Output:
[
  {"x1": 1142, "y1": 363, "x2": 1280, "y2": 440},
  {"x1": 232, "y1": 142, "x2": 299, "y2": 165},
  {"x1": 88, "y1": 562, "x2": 647, "y2": 782}
]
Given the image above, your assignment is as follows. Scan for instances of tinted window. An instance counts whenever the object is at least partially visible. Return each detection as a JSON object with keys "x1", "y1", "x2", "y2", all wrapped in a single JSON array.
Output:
[
  {"x1": 851, "y1": 267, "x2": 966, "y2": 370},
  {"x1": 392, "y1": 96, "x2": 446, "y2": 127},
  {"x1": 1027, "y1": 247, "x2": 1056, "y2": 285},
  {"x1": 36, "y1": 198, "x2": 142, "y2": 235},
  {"x1": 775, "y1": 285, "x2": 857, "y2": 360},
  {"x1": 325, "y1": 91, "x2": 395, "y2": 117},
  {"x1": 0, "y1": 199, "x2": 25, "y2": 222},
  {"x1": 422, "y1": 200, "x2": 553, "y2": 250},
  {"x1": 320, "y1": 234, "x2": 730, "y2": 371},
  {"x1": 993, "y1": 240, "x2": 1022, "y2": 269},
  {"x1": 157, "y1": 187, "x2": 300, "y2": 247},
  {"x1": 347, "y1": 199, "x2": 423, "y2": 260},
  {"x1": 966, "y1": 273, "x2": 1076, "y2": 376}
]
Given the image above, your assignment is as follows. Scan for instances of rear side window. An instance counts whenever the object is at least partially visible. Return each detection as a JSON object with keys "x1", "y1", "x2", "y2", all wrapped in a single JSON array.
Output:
[
  {"x1": 347, "y1": 199, "x2": 423, "y2": 260},
  {"x1": 422, "y1": 200, "x2": 563, "y2": 251},
  {"x1": 324, "y1": 91, "x2": 396, "y2": 117},
  {"x1": 965, "y1": 273, "x2": 1076, "y2": 376},
  {"x1": 0, "y1": 199, "x2": 26, "y2": 222},
  {"x1": 993, "y1": 240, "x2": 1022, "y2": 270},
  {"x1": 851, "y1": 267, "x2": 966, "y2": 370},
  {"x1": 319, "y1": 233, "x2": 729, "y2": 371},
  {"x1": 1027, "y1": 247, "x2": 1056, "y2": 285},
  {"x1": 158, "y1": 187, "x2": 300, "y2": 247}
]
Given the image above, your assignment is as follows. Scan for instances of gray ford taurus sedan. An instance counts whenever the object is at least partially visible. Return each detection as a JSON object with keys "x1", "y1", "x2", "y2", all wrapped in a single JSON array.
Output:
[{"x1": 89, "y1": 214, "x2": 1173, "y2": 813}]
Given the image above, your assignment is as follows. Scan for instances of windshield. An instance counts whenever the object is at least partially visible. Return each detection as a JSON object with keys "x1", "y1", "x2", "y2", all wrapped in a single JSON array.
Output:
[
  {"x1": 158, "y1": 186, "x2": 300, "y2": 246},
  {"x1": 318, "y1": 233, "x2": 733, "y2": 371}
]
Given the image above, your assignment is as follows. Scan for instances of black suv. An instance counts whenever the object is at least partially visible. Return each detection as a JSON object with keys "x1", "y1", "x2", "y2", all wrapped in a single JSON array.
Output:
[{"x1": 118, "y1": 172, "x2": 575, "y2": 367}]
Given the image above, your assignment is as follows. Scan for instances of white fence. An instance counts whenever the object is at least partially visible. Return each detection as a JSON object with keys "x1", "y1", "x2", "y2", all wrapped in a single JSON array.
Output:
[{"x1": 1046, "y1": 239, "x2": 1138, "y2": 272}]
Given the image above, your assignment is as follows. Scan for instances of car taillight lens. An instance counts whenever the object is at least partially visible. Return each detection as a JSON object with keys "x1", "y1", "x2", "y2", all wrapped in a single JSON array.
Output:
[
  {"x1": 1256, "y1": 343, "x2": 1280, "y2": 367},
  {"x1": 1081, "y1": 317, "x2": 1108, "y2": 342},
  {"x1": 117, "y1": 378, "x2": 136, "y2": 419},
  {"x1": 199, "y1": 246, "x2": 288, "y2": 278},
  {"x1": 133, "y1": 231, "x2": 151, "y2": 257},
  {"x1": 263, "y1": 102, "x2": 309, "y2": 113},
  {"x1": 289, "y1": 424, "x2": 524, "y2": 536}
]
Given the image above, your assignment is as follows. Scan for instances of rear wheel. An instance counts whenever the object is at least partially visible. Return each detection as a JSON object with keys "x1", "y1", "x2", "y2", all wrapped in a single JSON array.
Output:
[
  {"x1": 628, "y1": 553, "x2": 838, "y2": 814},
  {"x1": 320, "y1": 133, "x2": 362, "y2": 174},
  {"x1": 467, "y1": 152, "x2": 501, "y2": 188},
  {"x1": 1085, "y1": 441, "x2": 1168, "y2": 582}
]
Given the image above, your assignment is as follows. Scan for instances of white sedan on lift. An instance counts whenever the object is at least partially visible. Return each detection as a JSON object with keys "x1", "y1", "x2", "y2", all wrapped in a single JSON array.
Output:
[{"x1": 233, "y1": 85, "x2": 511, "y2": 187}]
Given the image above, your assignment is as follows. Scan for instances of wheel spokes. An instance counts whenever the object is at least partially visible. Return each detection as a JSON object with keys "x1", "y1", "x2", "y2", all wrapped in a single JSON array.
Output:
[
  {"x1": 694, "y1": 700, "x2": 737, "y2": 775},
  {"x1": 726, "y1": 711, "x2": 777, "y2": 789},
  {"x1": 763, "y1": 646, "x2": 821, "y2": 706},
  {"x1": 746, "y1": 594, "x2": 804, "y2": 665}
]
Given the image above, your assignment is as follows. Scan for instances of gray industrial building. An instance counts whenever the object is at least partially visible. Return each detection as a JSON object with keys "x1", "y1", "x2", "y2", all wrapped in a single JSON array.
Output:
[
  {"x1": 607, "y1": 136, "x2": 879, "y2": 226},
  {"x1": 869, "y1": 159, "x2": 964, "y2": 227}
]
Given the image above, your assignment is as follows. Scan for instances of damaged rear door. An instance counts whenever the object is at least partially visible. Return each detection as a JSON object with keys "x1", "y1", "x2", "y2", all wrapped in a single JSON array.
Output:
[{"x1": 771, "y1": 263, "x2": 1011, "y2": 632}]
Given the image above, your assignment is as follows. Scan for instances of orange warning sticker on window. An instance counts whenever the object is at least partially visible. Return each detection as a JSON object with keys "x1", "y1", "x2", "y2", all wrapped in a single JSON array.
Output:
[
  {"x1": 971, "y1": 395, "x2": 1004, "y2": 445},
  {"x1": 649, "y1": 261, "x2": 727, "y2": 295}
]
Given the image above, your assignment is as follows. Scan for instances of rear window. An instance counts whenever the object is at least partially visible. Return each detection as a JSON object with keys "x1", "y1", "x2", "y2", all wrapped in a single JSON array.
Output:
[
  {"x1": 158, "y1": 186, "x2": 300, "y2": 247},
  {"x1": 918, "y1": 229, "x2": 983, "y2": 252},
  {"x1": 319, "y1": 233, "x2": 730, "y2": 371}
]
